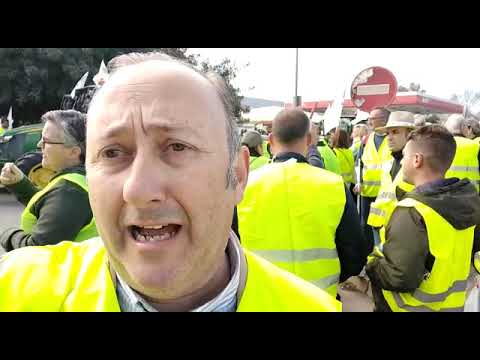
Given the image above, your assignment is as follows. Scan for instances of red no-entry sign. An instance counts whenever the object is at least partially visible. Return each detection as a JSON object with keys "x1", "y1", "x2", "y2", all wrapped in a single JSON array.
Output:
[{"x1": 350, "y1": 66, "x2": 398, "y2": 112}]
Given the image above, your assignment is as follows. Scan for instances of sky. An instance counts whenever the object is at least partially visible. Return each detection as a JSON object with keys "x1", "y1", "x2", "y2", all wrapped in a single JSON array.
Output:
[{"x1": 187, "y1": 48, "x2": 480, "y2": 104}]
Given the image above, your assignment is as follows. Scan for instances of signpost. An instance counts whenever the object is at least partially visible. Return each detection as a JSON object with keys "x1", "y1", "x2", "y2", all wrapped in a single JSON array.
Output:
[
  {"x1": 350, "y1": 66, "x2": 398, "y2": 214},
  {"x1": 350, "y1": 66, "x2": 398, "y2": 113}
]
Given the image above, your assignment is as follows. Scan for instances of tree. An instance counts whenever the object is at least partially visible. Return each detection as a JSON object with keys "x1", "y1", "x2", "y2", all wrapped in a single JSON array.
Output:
[
  {"x1": 0, "y1": 48, "x2": 242, "y2": 125},
  {"x1": 450, "y1": 89, "x2": 480, "y2": 119},
  {"x1": 398, "y1": 82, "x2": 426, "y2": 93},
  {"x1": 199, "y1": 57, "x2": 246, "y2": 121}
]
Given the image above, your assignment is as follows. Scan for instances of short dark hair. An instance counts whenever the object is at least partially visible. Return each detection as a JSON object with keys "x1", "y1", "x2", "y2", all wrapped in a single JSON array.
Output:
[
  {"x1": 41, "y1": 110, "x2": 87, "y2": 164},
  {"x1": 272, "y1": 109, "x2": 310, "y2": 145},
  {"x1": 407, "y1": 124, "x2": 456, "y2": 174}
]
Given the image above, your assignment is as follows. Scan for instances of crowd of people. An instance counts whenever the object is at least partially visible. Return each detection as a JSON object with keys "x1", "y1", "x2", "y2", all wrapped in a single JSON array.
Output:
[{"x1": 0, "y1": 50, "x2": 479, "y2": 312}]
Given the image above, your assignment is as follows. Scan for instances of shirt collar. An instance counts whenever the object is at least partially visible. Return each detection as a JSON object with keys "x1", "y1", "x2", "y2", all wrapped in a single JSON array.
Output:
[{"x1": 115, "y1": 231, "x2": 241, "y2": 312}]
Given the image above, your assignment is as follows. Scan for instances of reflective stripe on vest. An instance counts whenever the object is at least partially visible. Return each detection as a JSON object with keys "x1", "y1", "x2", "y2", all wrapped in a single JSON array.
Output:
[
  {"x1": 445, "y1": 137, "x2": 480, "y2": 193},
  {"x1": 382, "y1": 198, "x2": 474, "y2": 312},
  {"x1": 20, "y1": 173, "x2": 97, "y2": 242},
  {"x1": 0, "y1": 238, "x2": 341, "y2": 312},
  {"x1": 368, "y1": 162, "x2": 414, "y2": 228},
  {"x1": 361, "y1": 134, "x2": 392, "y2": 197},
  {"x1": 334, "y1": 148, "x2": 355, "y2": 184},
  {"x1": 238, "y1": 160, "x2": 345, "y2": 297}
]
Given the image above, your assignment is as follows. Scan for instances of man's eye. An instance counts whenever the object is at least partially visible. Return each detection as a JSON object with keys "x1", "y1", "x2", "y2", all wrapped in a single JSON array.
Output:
[
  {"x1": 102, "y1": 148, "x2": 123, "y2": 158},
  {"x1": 170, "y1": 143, "x2": 187, "y2": 152}
]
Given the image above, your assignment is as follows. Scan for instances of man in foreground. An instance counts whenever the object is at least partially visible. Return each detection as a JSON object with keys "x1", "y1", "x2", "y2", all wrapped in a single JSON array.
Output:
[{"x1": 0, "y1": 52, "x2": 340, "y2": 312}]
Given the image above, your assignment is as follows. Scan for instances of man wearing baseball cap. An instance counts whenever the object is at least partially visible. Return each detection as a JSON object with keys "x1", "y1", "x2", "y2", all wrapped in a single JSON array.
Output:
[
  {"x1": 241, "y1": 130, "x2": 270, "y2": 171},
  {"x1": 367, "y1": 111, "x2": 416, "y2": 249}
]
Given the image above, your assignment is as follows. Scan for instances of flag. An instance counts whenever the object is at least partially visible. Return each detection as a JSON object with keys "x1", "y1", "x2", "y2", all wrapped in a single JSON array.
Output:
[
  {"x1": 70, "y1": 72, "x2": 89, "y2": 98},
  {"x1": 93, "y1": 60, "x2": 109, "y2": 86},
  {"x1": 323, "y1": 87, "x2": 346, "y2": 134},
  {"x1": 7, "y1": 106, "x2": 13, "y2": 130}
]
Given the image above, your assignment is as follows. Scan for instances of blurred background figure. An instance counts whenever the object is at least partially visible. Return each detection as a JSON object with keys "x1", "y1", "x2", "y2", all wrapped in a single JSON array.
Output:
[
  {"x1": 461, "y1": 117, "x2": 480, "y2": 140},
  {"x1": 350, "y1": 124, "x2": 369, "y2": 164},
  {"x1": 413, "y1": 114, "x2": 426, "y2": 127},
  {"x1": 330, "y1": 128, "x2": 355, "y2": 194},
  {"x1": 444, "y1": 114, "x2": 480, "y2": 193},
  {"x1": 241, "y1": 130, "x2": 270, "y2": 171}
]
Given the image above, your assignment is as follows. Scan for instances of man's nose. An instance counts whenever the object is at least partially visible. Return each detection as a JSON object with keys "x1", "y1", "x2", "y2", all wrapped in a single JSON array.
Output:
[{"x1": 123, "y1": 155, "x2": 167, "y2": 207}]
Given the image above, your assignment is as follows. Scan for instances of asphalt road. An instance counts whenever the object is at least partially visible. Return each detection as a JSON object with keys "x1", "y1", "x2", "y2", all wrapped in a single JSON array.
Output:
[{"x1": 0, "y1": 191, "x2": 23, "y2": 256}]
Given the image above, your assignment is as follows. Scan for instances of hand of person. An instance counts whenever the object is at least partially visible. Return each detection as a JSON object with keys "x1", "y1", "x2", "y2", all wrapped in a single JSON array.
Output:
[
  {"x1": 0, "y1": 163, "x2": 25, "y2": 186},
  {"x1": 340, "y1": 276, "x2": 370, "y2": 294},
  {"x1": 353, "y1": 184, "x2": 361, "y2": 194}
]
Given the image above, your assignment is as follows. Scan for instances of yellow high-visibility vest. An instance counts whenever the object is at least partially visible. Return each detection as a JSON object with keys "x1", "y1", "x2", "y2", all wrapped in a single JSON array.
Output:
[
  {"x1": 20, "y1": 173, "x2": 97, "y2": 242},
  {"x1": 0, "y1": 238, "x2": 341, "y2": 312},
  {"x1": 249, "y1": 156, "x2": 270, "y2": 171},
  {"x1": 367, "y1": 161, "x2": 414, "y2": 229},
  {"x1": 382, "y1": 198, "x2": 474, "y2": 312},
  {"x1": 334, "y1": 148, "x2": 355, "y2": 184},
  {"x1": 361, "y1": 134, "x2": 392, "y2": 198},
  {"x1": 445, "y1": 136, "x2": 480, "y2": 193},
  {"x1": 238, "y1": 159, "x2": 345, "y2": 297}
]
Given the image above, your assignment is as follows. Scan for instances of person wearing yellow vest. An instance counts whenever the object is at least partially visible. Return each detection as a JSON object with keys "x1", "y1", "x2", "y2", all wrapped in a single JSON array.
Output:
[
  {"x1": 330, "y1": 127, "x2": 355, "y2": 186},
  {"x1": 241, "y1": 130, "x2": 270, "y2": 171},
  {"x1": 354, "y1": 107, "x2": 392, "y2": 253},
  {"x1": 362, "y1": 125, "x2": 480, "y2": 311},
  {"x1": 0, "y1": 117, "x2": 9, "y2": 135},
  {"x1": 238, "y1": 108, "x2": 368, "y2": 298},
  {"x1": 0, "y1": 52, "x2": 340, "y2": 312},
  {"x1": 444, "y1": 114, "x2": 480, "y2": 193},
  {"x1": 350, "y1": 123, "x2": 369, "y2": 164},
  {"x1": 0, "y1": 110, "x2": 97, "y2": 251},
  {"x1": 367, "y1": 111, "x2": 416, "y2": 248}
]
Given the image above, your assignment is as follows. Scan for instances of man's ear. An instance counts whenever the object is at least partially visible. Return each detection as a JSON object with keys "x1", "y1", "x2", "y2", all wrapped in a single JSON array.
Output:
[
  {"x1": 268, "y1": 133, "x2": 275, "y2": 156},
  {"x1": 306, "y1": 132, "x2": 312, "y2": 147},
  {"x1": 234, "y1": 146, "x2": 250, "y2": 205},
  {"x1": 414, "y1": 153, "x2": 423, "y2": 169},
  {"x1": 70, "y1": 145, "x2": 82, "y2": 162}
]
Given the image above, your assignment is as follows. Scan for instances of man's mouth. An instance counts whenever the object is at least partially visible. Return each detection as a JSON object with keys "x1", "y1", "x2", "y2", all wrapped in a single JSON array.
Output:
[{"x1": 129, "y1": 224, "x2": 182, "y2": 243}]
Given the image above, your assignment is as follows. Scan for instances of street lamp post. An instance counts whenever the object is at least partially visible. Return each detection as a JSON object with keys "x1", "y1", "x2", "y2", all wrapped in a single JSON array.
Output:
[{"x1": 293, "y1": 48, "x2": 301, "y2": 107}]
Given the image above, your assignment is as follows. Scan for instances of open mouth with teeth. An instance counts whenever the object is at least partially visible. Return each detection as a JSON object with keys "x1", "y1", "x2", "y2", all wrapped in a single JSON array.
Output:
[{"x1": 130, "y1": 224, "x2": 182, "y2": 243}]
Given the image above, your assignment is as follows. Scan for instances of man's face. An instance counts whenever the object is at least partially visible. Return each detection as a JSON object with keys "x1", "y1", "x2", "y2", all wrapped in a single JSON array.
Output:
[
  {"x1": 39, "y1": 121, "x2": 71, "y2": 172},
  {"x1": 86, "y1": 62, "x2": 248, "y2": 300},
  {"x1": 386, "y1": 127, "x2": 410, "y2": 152},
  {"x1": 1, "y1": 120, "x2": 8, "y2": 129},
  {"x1": 368, "y1": 109, "x2": 387, "y2": 130}
]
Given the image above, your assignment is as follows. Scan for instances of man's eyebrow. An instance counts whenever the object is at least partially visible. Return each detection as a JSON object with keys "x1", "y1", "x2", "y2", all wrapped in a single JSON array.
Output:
[{"x1": 98, "y1": 121, "x2": 203, "y2": 140}]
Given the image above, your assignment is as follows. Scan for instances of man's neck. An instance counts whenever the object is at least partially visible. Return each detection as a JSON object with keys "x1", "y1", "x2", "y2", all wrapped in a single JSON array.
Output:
[
  {"x1": 274, "y1": 145, "x2": 307, "y2": 157},
  {"x1": 413, "y1": 174, "x2": 444, "y2": 188},
  {"x1": 143, "y1": 253, "x2": 231, "y2": 312}
]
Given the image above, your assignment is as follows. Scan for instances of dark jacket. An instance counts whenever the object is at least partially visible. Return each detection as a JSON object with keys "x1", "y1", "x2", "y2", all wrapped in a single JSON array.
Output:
[
  {"x1": 0, "y1": 165, "x2": 94, "y2": 251},
  {"x1": 306, "y1": 144, "x2": 325, "y2": 169},
  {"x1": 275, "y1": 152, "x2": 368, "y2": 282},
  {"x1": 366, "y1": 178, "x2": 480, "y2": 312}
]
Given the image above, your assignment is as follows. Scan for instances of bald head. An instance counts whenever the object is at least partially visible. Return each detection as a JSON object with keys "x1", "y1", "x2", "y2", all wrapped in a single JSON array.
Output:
[
  {"x1": 444, "y1": 114, "x2": 464, "y2": 136},
  {"x1": 272, "y1": 109, "x2": 310, "y2": 145}
]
